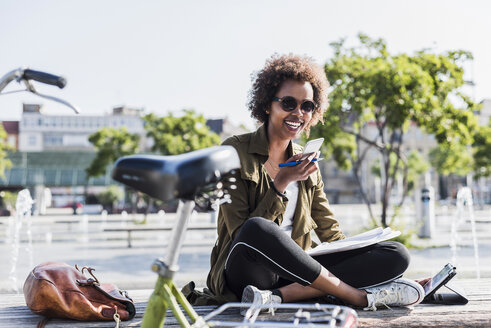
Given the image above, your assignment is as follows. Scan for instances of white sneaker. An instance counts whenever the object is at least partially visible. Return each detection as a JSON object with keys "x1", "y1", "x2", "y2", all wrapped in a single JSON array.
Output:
[
  {"x1": 364, "y1": 278, "x2": 425, "y2": 311},
  {"x1": 241, "y1": 285, "x2": 282, "y2": 316}
]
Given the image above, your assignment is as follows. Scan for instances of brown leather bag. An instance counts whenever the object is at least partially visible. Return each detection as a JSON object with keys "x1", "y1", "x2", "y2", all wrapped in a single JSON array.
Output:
[{"x1": 23, "y1": 262, "x2": 136, "y2": 322}]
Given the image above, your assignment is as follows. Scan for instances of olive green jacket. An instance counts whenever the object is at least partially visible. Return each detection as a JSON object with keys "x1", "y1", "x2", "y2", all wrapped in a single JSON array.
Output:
[{"x1": 206, "y1": 124, "x2": 345, "y2": 303}]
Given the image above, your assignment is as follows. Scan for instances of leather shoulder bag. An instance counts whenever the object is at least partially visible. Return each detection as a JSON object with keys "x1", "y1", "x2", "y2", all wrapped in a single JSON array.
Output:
[{"x1": 24, "y1": 262, "x2": 136, "y2": 323}]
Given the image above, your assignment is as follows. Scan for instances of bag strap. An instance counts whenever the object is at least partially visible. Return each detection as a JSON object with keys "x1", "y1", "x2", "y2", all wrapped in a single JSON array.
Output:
[{"x1": 37, "y1": 317, "x2": 50, "y2": 328}]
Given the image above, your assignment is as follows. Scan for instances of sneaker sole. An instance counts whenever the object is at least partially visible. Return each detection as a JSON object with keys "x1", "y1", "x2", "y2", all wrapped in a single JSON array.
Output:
[
  {"x1": 240, "y1": 285, "x2": 260, "y2": 316},
  {"x1": 241, "y1": 285, "x2": 257, "y2": 303}
]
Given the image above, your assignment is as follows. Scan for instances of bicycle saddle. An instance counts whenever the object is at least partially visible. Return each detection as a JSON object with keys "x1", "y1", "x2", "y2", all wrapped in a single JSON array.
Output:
[{"x1": 112, "y1": 145, "x2": 240, "y2": 203}]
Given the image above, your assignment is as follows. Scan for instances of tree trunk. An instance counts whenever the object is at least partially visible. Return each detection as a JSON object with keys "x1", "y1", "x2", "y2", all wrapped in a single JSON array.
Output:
[
  {"x1": 142, "y1": 197, "x2": 153, "y2": 224},
  {"x1": 381, "y1": 151, "x2": 391, "y2": 228},
  {"x1": 352, "y1": 164, "x2": 377, "y2": 226},
  {"x1": 352, "y1": 136, "x2": 378, "y2": 226}
]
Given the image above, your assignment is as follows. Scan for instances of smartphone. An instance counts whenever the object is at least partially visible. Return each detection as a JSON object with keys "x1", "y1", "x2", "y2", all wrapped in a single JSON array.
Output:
[
  {"x1": 300, "y1": 138, "x2": 324, "y2": 160},
  {"x1": 278, "y1": 138, "x2": 324, "y2": 167},
  {"x1": 423, "y1": 263, "x2": 457, "y2": 300}
]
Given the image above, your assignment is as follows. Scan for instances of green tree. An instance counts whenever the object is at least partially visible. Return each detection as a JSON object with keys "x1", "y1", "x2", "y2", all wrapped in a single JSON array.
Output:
[
  {"x1": 141, "y1": 110, "x2": 221, "y2": 222},
  {"x1": 429, "y1": 118, "x2": 491, "y2": 181},
  {"x1": 406, "y1": 151, "x2": 431, "y2": 192},
  {"x1": 97, "y1": 185, "x2": 124, "y2": 213},
  {"x1": 310, "y1": 34, "x2": 480, "y2": 227},
  {"x1": 86, "y1": 127, "x2": 140, "y2": 217},
  {"x1": 143, "y1": 109, "x2": 221, "y2": 155},
  {"x1": 0, "y1": 190, "x2": 17, "y2": 212},
  {"x1": 472, "y1": 124, "x2": 491, "y2": 178},
  {"x1": 429, "y1": 143, "x2": 473, "y2": 177},
  {"x1": 0, "y1": 125, "x2": 12, "y2": 178},
  {"x1": 371, "y1": 151, "x2": 430, "y2": 195},
  {"x1": 86, "y1": 127, "x2": 141, "y2": 179}
]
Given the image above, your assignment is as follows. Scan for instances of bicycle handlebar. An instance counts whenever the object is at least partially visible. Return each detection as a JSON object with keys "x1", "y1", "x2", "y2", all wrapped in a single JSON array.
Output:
[
  {"x1": 0, "y1": 67, "x2": 80, "y2": 114},
  {"x1": 23, "y1": 69, "x2": 66, "y2": 89}
]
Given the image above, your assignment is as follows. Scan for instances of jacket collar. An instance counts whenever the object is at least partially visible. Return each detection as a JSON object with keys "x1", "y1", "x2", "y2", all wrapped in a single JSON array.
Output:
[
  {"x1": 242, "y1": 124, "x2": 308, "y2": 184},
  {"x1": 248, "y1": 124, "x2": 270, "y2": 156},
  {"x1": 248, "y1": 124, "x2": 298, "y2": 157}
]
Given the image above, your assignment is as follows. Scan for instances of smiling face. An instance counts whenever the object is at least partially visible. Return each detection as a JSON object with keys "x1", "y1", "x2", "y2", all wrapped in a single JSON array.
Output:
[{"x1": 267, "y1": 79, "x2": 314, "y2": 142}]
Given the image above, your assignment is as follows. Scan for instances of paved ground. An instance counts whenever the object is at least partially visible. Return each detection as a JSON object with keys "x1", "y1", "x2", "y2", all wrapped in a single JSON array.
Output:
[{"x1": 1, "y1": 204, "x2": 490, "y2": 293}]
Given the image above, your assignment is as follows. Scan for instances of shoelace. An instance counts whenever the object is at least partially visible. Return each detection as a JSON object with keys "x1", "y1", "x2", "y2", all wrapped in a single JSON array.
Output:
[
  {"x1": 243, "y1": 289, "x2": 280, "y2": 318},
  {"x1": 260, "y1": 292, "x2": 277, "y2": 315},
  {"x1": 364, "y1": 288, "x2": 398, "y2": 311}
]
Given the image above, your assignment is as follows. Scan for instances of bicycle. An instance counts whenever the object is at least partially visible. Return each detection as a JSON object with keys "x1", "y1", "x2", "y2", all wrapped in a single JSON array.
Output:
[
  {"x1": 0, "y1": 67, "x2": 80, "y2": 113},
  {"x1": 112, "y1": 148, "x2": 358, "y2": 328}
]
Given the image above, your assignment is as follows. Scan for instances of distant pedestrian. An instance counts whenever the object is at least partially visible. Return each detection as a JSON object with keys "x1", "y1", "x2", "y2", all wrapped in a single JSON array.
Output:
[{"x1": 72, "y1": 201, "x2": 77, "y2": 215}]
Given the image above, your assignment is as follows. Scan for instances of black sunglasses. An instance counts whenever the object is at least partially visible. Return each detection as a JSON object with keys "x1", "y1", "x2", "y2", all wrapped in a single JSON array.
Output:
[{"x1": 272, "y1": 96, "x2": 317, "y2": 113}]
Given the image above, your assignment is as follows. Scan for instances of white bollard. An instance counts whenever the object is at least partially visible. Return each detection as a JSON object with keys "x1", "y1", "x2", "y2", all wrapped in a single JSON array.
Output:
[{"x1": 418, "y1": 186, "x2": 435, "y2": 238}]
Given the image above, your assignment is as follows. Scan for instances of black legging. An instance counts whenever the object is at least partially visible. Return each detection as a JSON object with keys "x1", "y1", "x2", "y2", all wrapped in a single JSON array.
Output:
[{"x1": 224, "y1": 217, "x2": 410, "y2": 299}]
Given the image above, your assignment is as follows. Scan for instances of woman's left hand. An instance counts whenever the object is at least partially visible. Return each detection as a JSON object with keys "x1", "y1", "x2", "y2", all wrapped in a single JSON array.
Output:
[{"x1": 415, "y1": 277, "x2": 431, "y2": 287}]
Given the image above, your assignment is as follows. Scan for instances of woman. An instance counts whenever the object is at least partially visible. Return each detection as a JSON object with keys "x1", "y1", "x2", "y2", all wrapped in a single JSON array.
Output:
[{"x1": 206, "y1": 54, "x2": 425, "y2": 311}]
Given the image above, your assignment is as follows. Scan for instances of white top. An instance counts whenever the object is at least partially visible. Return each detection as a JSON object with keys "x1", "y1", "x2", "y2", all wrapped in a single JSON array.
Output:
[{"x1": 279, "y1": 181, "x2": 299, "y2": 236}]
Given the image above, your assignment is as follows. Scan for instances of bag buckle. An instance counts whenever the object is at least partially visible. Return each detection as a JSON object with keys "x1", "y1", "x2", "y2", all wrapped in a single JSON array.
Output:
[{"x1": 75, "y1": 264, "x2": 100, "y2": 286}]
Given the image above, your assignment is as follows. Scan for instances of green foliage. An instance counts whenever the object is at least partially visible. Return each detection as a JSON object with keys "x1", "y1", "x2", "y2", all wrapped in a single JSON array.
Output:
[
  {"x1": 389, "y1": 212, "x2": 425, "y2": 249},
  {"x1": 406, "y1": 151, "x2": 430, "y2": 191},
  {"x1": 311, "y1": 33, "x2": 479, "y2": 227},
  {"x1": 428, "y1": 112, "x2": 489, "y2": 179},
  {"x1": 429, "y1": 143, "x2": 473, "y2": 176},
  {"x1": 0, "y1": 190, "x2": 17, "y2": 211},
  {"x1": 390, "y1": 230, "x2": 421, "y2": 249},
  {"x1": 143, "y1": 109, "x2": 221, "y2": 155},
  {"x1": 362, "y1": 217, "x2": 420, "y2": 249},
  {"x1": 472, "y1": 124, "x2": 491, "y2": 178},
  {"x1": 309, "y1": 121, "x2": 356, "y2": 171},
  {"x1": 86, "y1": 127, "x2": 140, "y2": 179},
  {"x1": 97, "y1": 185, "x2": 124, "y2": 206},
  {"x1": 371, "y1": 151, "x2": 429, "y2": 192},
  {"x1": 0, "y1": 125, "x2": 12, "y2": 178}
]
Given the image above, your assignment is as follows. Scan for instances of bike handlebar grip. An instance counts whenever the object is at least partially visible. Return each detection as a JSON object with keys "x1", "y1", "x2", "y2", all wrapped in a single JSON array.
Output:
[{"x1": 23, "y1": 69, "x2": 67, "y2": 89}]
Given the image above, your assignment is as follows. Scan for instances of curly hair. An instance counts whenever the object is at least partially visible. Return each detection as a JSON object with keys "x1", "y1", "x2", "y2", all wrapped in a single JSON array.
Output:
[{"x1": 247, "y1": 54, "x2": 329, "y2": 135}]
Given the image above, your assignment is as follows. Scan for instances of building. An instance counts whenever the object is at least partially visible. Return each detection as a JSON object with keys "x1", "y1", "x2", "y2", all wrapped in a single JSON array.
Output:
[
  {"x1": 19, "y1": 104, "x2": 146, "y2": 152},
  {"x1": 0, "y1": 105, "x2": 250, "y2": 209},
  {"x1": 479, "y1": 99, "x2": 491, "y2": 126},
  {"x1": 206, "y1": 117, "x2": 249, "y2": 140},
  {"x1": 2, "y1": 104, "x2": 146, "y2": 208},
  {"x1": 1, "y1": 121, "x2": 19, "y2": 150}
]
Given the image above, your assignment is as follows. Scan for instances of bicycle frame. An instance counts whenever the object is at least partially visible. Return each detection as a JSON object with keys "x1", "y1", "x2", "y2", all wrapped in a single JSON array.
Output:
[
  {"x1": 141, "y1": 199, "x2": 207, "y2": 328},
  {"x1": 204, "y1": 302, "x2": 358, "y2": 328}
]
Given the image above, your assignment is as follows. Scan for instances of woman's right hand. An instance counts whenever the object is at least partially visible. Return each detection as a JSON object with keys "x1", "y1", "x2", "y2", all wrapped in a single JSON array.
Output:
[{"x1": 273, "y1": 152, "x2": 319, "y2": 193}]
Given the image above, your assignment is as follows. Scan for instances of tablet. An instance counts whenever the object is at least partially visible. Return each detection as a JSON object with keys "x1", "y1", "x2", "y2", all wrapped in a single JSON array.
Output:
[
  {"x1": 422, "y1": 281, "x2": 468, "y2": 305},
  {"x1": 423, "y1": 263, "x2": 457, "y2": 299}
]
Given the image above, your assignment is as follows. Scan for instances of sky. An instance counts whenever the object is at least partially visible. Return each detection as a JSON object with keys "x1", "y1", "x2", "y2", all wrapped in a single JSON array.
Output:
[{"x1": 0, "y1": 0, "x2": 490, "y2": 129}]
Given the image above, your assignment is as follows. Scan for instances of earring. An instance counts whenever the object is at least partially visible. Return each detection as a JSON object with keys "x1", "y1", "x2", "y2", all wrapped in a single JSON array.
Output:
[{"x1": 265, "y1": 110, "x2": 270, "y2": 114}]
